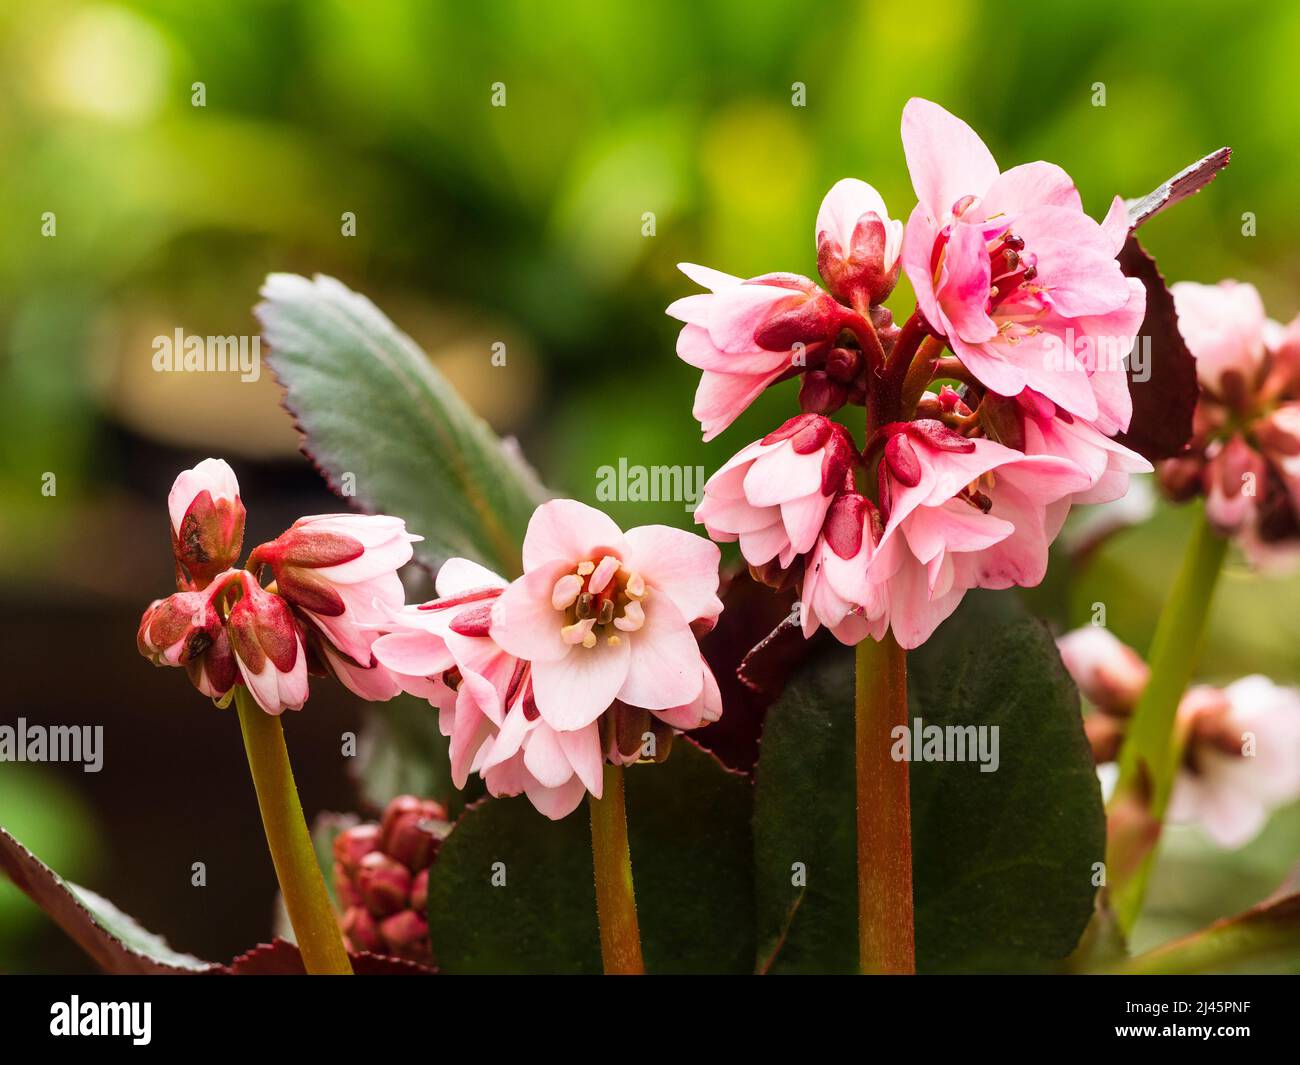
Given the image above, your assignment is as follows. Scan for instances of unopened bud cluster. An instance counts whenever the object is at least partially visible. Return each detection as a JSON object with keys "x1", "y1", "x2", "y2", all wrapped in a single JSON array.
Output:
[
  {"x1": 137, "y1": 458, "x2": 418, "y2": 714},
  {"x1": 331, "y1": 796, "x2": 450, "y2": 965}
]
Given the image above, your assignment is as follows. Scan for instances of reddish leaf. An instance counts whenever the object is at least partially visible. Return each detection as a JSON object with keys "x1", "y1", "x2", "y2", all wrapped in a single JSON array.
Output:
[
  {"x1": 1114, "y1": 236, "x2": 1200, "y2": 461},
  {"x1": 1126, "y1": 147, "x2": 1231, "y2": 230},
  {"x1": 220, "y1": 939, "x2": 434, "y2": 975}
]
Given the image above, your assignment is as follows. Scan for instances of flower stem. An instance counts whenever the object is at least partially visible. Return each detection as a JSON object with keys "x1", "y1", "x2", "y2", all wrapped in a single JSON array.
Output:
[
  {"x1": 588, "y1": 762, "x2": 645, "y2": 974},
  {"x1": 234, "y1": 686, "x2": 352, "y2": 975},
  {"x1": 1106, "y1": 510, "x2": 1227, "y2": 936},
  {"x1": 855, "y1": 631, "x2": 915, "y2": 974}
]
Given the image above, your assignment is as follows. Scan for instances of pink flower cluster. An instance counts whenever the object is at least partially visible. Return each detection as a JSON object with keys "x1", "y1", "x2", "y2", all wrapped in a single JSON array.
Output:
[
  {"x1": 371, "y1": 500, "x2": 723, "y2": 820},
  {"x1": 1158, "y1": 280, "x2": 1300, "y2": 568},
  {"x1": 138, "y1": 459, "x2": 418, "y2": 714},
  {"x1": 674, "y1": 99, "x2": 1152, "y2": 648},
  {"x1": 140, "y1": 463, "x2": 725, "y2": 820},
  {"x1": 1059, "y1": 626, "x2": 1300, "y2": 847}
]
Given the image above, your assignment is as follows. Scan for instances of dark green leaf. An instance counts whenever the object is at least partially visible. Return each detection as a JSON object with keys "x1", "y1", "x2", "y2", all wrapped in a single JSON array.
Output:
[
  {"x1": 257, "y1": 273, "x2": 546, "y2": 575},
  {"x1": 0, "y1": 827, "x2": 211, "y2": 974},
  {"x1": 753, "y1": 592, "x2": 1105, "y2": 973},
  {"x1": 425, "y1": 741, "x2": 754, "y2": 973}
]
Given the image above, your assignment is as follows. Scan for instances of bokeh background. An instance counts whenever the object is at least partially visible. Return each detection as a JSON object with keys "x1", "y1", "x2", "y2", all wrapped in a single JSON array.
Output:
[{"x1": 1, "y1": 0, "x2": 1297, "y2": 972}]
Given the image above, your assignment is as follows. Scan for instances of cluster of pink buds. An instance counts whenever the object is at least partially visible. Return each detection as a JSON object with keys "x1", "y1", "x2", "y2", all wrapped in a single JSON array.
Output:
[
  {"x1": 675, "y1": 99, "x2": 1152, "y2": 649},
  {"x1": 1158, "y1": 281, "x2": 1300, "y2": 568},
  {"x1": 1059, "y1": 627, "x2": 1300, "y2": 847},
  {"x1": 331, "y1": 795, "x2": 449, "y2": 965},
  {"x1": 371, "y1": 499, "x2": 724, "y2": 819},
  {"x1": 137, "y1": 459, "x2": 418, "y2": 714}
]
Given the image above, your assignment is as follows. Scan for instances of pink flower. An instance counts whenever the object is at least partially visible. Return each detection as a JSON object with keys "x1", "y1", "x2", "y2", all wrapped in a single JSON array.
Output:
[
  {"x1": 489, "y1": 500, "x2": 723, "y2": 732},
  {"x1": 168, "y1": 458, "x2": 246, "y2": 590},
  {"x1": 668, "y1": 265, "x2": 843, "y2": 440},
  {"x1": 898, "y1": 98, "x2": 1145, "y2": 423},
  {"x1": 695, "y1": 414, "x2": 856, "y2": 571},
  {"x1": 251, "y1": 514, "x2": 419, "y2": 667},
  {"x1": 1171, "y1": 280, "x2": 1268, "y2": 396},
  {"x1": 1013, "y1": 389, "x2": 1152, "y2": 505},
  {"x1": 226, "y1": 571, "x2": 310, "y2": 714},
  {"x1": 799, "y1": 492, "x2": 888, "y2": 644},
  {"x1": 1056, "y1": 625, "x2": 1149, "y2": 714},
  {"x1": 815, "y1": 178, "x2": 904, "y2": 308},
  {"x1": 477, "y1": 680, "x2": 604, "y2": 820},
  {"x1": 869, "y1": 421, "x2": 1091, "y2": 648},
  {"x1": 371, "y1": 558, "x2": 513, "y2": 789},
  {"x1": 1169, "y1": 677, "x2": 1300, "y2": 847}
]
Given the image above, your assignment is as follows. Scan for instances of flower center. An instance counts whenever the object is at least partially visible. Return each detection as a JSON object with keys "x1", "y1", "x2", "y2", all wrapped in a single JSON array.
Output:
[{"x1": 550, "y1": 555, "x2": 646, "y2": 649}]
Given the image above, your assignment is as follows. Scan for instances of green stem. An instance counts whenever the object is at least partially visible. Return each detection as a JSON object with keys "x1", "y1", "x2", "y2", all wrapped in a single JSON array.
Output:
[
  {"x1": 855, "y1": 631, "x2": 915, "y2": 974},
  {"x1": 1106, "y1": 510, "x2": 1228, "y2": 936},
  {"x1": 589, "y1": 763, "x2": 644, "y2": 974},
  {"x1": 234, "y1": 686, "x2": 352, "y2": 975}
]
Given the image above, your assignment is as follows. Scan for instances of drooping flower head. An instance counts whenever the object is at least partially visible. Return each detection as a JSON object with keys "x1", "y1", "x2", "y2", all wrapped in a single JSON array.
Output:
[
  {"x1": 139, "y1": 458, "x2": 415, "y2": 715},
  {"x1": 373, "y1": 500, "x2": 725, "y2": 820}
]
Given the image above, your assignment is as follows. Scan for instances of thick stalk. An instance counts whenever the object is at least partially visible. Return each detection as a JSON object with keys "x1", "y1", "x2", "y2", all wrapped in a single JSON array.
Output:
[
  {"x1": 1106, "y1": 511, "x2": 1227, "y2": 935},
  {"x1": 589, "y1": 763, "x2": 645, "y2": 974},
  {"x1": 234, "y1": 686, "x2": 352, "y2": 975},
  {"x1": 855, "y1": 631, "x2": 915, "y2": 974}
]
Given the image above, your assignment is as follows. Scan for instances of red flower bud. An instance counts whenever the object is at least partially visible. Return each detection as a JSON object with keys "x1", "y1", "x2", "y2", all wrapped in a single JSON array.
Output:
[
  {"x1": 168, "y1": 459, "x2": 245, "y2": 591},
  {"x1": 340, "y1": 905, "x2": 384, "y2": 953},
  {"x1": 378, "y1": 910, "x2": 430, "y2": 963},
  {"x1": 356, "y1": 852, "x2": 412, "y2": 917}
]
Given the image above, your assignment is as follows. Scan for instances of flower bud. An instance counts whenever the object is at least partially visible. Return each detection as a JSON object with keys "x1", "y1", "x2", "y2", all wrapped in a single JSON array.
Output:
[
  {"x1": 378, "y1": 910, "x2": 430, "y2": 962},
  {"x1": 332, "y1": 822, "x2": 382, "y2": 873},
  {"x1": 379, "y1": 796, "x2": 448, "y2": 872},
  {"x1": 227, "y1": 573, "x2": 309, "y2": 715},
  {"x1": 1056, "y1": 627, "x2": 1149, "y2": 715},
  {"x1": 137, "y1": 590, "x2": 224, "y2": 668},
  {"x1": 815, "y1": 178, "x2": 903, "y2": 307},
  {"x1": 410, "y1": 868, "x2": 429, "y2": 914},
  {"x1": 797, "y1": 370, "x2": 847, "y2": 415},
  {"x1": 340, "y1": 905, "x2": 383, "y2": 953},
  {"x1": 356, "y1": 851, "x2": 412, "y2": 917},
  {"x1": 168, "y1": 459, "x2": 245, "y2": 590}
]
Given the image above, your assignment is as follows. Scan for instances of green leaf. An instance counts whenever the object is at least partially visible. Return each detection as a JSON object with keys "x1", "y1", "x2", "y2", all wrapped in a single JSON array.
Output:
[
  {"x1": 256, "y1": 273, "x2": 547, "y2": 575},
  {"x1": 0, "y1": 827, "x2": 212, "y2": 974},
  {"x1": 753, "y1": 592, "x2": 1105, "y2": 973},
  {"x1": 1114, "y1": 885, "x2": 1300, "y2": 975},
  {"x1": 425, "y1": 741, "x2": 755, "y2": 973}
]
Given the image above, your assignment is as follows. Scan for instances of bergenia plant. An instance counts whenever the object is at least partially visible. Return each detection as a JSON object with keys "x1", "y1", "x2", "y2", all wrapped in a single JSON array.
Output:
[{"x1": 9, "y1": 97, "x2": 1299, "y2": 980}]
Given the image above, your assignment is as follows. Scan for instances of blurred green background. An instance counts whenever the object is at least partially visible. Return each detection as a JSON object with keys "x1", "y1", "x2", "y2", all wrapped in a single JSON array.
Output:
[{"x1": 0, "y1": 0, "x2": 1297, "y2": 971}]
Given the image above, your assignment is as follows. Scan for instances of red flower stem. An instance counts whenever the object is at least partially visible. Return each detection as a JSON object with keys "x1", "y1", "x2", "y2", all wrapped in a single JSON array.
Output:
[
  {"x1": 855, "y1": 630, "x2": 915, "y2": 974},
  {"x1": 234, "y1": 686, "x2": 353, "y2": 975},
  {"x1": 589, "y1": 763, "x2": 645, "y2": 974},
  {"x1": 869, "y1": 308, "x2": 929, "y2": 431}
]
